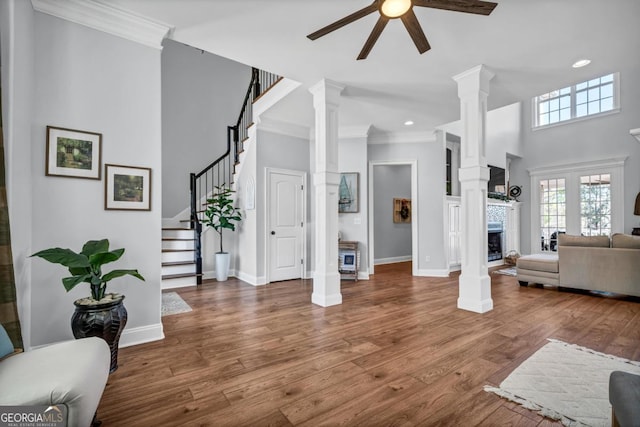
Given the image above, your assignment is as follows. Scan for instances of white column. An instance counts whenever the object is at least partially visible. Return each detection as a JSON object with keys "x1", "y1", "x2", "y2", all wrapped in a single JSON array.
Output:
[
  {"x1": 309, "y1": 79, "x2": 344, "y2": 307},
  {"x1": 453, "y1": 65, "x2": 495, "y2": 313}
]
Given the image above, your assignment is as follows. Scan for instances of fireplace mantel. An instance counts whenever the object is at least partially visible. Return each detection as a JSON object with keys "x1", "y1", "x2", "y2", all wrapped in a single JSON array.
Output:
[{"x1": 631, "y1": 128, "x2": 640, "y2": 142}]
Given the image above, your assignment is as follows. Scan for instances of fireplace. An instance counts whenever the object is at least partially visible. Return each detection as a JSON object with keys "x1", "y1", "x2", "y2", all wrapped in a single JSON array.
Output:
[{"x1": 488, "y1": 222, "x2": 503, "y2": 262}]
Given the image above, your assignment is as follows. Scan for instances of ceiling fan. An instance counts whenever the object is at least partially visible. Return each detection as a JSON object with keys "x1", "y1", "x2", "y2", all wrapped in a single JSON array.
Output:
[{"x1": 307, "y1": 0, "x2": 498, "y2": 60}]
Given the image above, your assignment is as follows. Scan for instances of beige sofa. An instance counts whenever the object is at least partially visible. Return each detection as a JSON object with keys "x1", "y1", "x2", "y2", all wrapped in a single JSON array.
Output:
[
  {"x1": 0, "y1": 336, "x2": 110, "y2": 427},
  {"x1": 516, "y1": 233, "x2": 640, "y2": 297}
]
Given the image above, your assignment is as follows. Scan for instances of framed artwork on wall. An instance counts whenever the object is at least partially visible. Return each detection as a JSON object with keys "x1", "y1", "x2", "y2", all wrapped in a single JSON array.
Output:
[
  {"x1": 46, "y1": 126, "x2": 102, "y2": 180},
  {"x1": 104, "y1": 164, "x2": 151, "y2": 211},
  {"x1": 338, "y1": 172, "x2": 359, "y2": 213},
  {"x1": 393, "y1": 198, "x2": 411, "y2": 223}
]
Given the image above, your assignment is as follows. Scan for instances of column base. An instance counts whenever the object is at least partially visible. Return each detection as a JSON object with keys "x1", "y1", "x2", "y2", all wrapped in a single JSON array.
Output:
[
  {"x1": 312, "y1": 272, "x2": 342, "y2": 307},
  {"x1": 457, "y1": 273, "x2": 493, "y2": 313},
  {"x1": 311, "y1": 292, "x2": 343, "y2": 307}
]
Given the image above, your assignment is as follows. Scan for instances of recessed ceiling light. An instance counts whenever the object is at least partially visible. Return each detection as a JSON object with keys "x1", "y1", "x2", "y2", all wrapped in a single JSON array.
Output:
[
  {"x1": 572, "y1": 59, "x2": 591, "y2": 68},
  {"x1": 404, "y1": 120, "x2": 414, "y2": 126}
]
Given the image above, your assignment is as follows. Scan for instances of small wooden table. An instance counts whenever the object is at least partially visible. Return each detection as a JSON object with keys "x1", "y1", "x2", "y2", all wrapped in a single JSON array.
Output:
[{"x1": 338, "y1": 241, "x2": 359, "y2": 281}]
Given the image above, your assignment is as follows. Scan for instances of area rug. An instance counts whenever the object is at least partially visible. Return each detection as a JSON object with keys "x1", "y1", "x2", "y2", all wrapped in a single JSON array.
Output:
[
  {"x1": 484, "y1": 339, "x2": 640, "y2": 426},
  {"x1": 493, "y1": 267, "x2": 517, "y2": 276},
  {"x1": 161, "y1": 292, "x2": 192, "y2": 316}
]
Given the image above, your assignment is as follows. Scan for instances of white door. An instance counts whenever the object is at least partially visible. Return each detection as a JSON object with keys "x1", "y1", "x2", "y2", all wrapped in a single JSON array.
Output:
[
  {"x1": 448, "y1": 201, "x2": 461, "y2": 267},
  {"x1": 268, "y1": 171, "x2": 304, "y2": 282}
]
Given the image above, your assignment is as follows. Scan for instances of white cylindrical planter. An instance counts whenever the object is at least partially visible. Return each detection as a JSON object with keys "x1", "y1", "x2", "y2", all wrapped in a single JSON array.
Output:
[{"x1": 215, "y1": 252, "x2": 230, "y2": 281}]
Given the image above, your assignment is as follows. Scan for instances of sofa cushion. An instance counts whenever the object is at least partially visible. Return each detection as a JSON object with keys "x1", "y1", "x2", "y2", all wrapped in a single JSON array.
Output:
[
  {"x1": 0, "y1": 324, "x2": 14, "y2": 359},
  {"x1": 609, "y1": 371, "x2": 640, "y2": 426},
  {"x1": 558, "y1": 234, "x2": 610, "y2": 248},
  {"x1": 516, "y1": 254, "x2": 559, "y2": 273},
  {"x1": 611, "y1": 233, "x2": 640, "y2": 249}
]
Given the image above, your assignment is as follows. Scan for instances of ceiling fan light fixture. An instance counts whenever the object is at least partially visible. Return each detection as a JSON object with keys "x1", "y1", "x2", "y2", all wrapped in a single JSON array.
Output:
[{"x1": 380, "y1": 0, "x2": 412, "y2": 18}]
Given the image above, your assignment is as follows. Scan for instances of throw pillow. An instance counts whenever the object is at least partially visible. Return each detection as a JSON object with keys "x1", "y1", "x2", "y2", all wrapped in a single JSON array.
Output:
[
  {"x1": 611, "y1": 233, "x2": 640, "y2": 249},
  {"x1": 558, "y1": 234, "x2": 610, "y2": 248},
  {"x1": 0, "y1": 323, "x2": 15, "y2": 359}
]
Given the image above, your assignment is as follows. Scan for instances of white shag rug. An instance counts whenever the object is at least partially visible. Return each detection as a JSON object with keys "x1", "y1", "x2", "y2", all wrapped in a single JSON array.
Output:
[
  {"x1": 161, "y1": 292, "x2": 192, "y2": 316},
  {"x1": 485, "y1": 339, "x2": 640, "y2": 426},
  {"x1": 493, "y1": 267, "x2": 517, "y2": 276}
]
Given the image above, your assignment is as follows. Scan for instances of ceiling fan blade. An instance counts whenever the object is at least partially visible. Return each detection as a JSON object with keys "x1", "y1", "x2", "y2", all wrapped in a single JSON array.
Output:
[
  {"x1": 413, "y1": 0, "x2": 498, "y2": 16},
  {"x1": 307, "y1": 2, "x2": 379, "y2": 40},
  {"x1": 401, "y1": 9, "x2": 431, "y2": 54},
  {"x1": 357, "y1": 16, "x2": 389, "y2": 60}
]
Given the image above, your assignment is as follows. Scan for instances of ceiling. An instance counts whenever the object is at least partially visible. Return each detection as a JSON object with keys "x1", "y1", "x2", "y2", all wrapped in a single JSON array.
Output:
[{"x1": 106, "y1": 0, "x2": 640, "y2": 136}]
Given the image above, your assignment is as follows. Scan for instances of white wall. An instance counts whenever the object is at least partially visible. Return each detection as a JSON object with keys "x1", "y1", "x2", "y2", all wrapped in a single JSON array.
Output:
[
  {"x1": 28, "y1": 12, "x2": 163, "y2": 347},
  {"x1": 161, "y1": 39, "x2": 250, "y2": 217},
  {"x1": 373, "y1": 165, "x2": 412, "y2": 263},
  {"x1": 1, "y1": 0, "x2": 35, "y2": 349},
  {"x1": 338, "y1": 134, "x2": 369, "y2": 277},
  {"x1": 233, "y1": 126, "x2": 259, "y2": 283},
  {"x1": 439, "y1": 101, "x2": 524, "y2": 169},
  {"x1": 511, "y1": 69, "x2": 640, "y2": 254}
]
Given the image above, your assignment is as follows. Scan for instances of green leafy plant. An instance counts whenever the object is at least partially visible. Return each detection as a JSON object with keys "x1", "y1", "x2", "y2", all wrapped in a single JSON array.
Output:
[
  {"x1": 203, "y1": 186, "x2": 242, "y2": 253},
  {"x1": 31, "y1": 239, "x2": 144, "y2": 300}
]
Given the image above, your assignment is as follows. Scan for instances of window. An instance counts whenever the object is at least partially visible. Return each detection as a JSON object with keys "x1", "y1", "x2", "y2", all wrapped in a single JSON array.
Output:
[
  {"x1": 580, "y1": 174, "x2": 611, "y2": 237},
  {"x1": 539, "y1": 178, "x2": 566, "y2": 251},
  {"x1": 529, "y1": 158, "x2": 625, "y2": 254},
  {"x1": 533, "y1": 73, "x2": 619, "y2": 129}
]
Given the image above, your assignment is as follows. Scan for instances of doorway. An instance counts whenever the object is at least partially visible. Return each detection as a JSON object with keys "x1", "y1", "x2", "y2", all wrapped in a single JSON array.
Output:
[{"x1": 368, "y1": 161, "x2": 418, "y2": 276}]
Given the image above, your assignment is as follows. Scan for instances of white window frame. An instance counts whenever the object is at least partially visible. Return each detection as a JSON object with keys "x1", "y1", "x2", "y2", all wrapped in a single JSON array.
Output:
[
  {"x1": 528, "y1": 157, "x2": 626, "y2": 254},
  {"x1": 532, "y1": 72, "x2": 621, "y2": 130}
]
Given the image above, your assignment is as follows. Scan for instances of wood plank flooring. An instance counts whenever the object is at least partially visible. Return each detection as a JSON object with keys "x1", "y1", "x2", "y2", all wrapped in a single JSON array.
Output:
[{"x1": 98, "y1": 262, "x2": 640, "y2": 426}]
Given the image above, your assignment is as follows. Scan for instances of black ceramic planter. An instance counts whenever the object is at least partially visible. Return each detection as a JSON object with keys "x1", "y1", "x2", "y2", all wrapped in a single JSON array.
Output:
[{"x1": 71, "y1": 296, "x2": 127, "y2": 373}]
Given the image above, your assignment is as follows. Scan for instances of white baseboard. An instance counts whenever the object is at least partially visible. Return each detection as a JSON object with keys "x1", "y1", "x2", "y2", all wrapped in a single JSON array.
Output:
[
  {"x1": 235, "y1": 270, "x2": 267, "y2": 286},
  {"x1": 374, "y1": 256, "x2": 412, "y2": 265},
  {"x1": 119, "y1": 323, "x2": 164, "y2": 348},
  {"x1": 305, "y1": 270, "x2": 370, "y2": 281},
  {"x1": 415, "y1": 268, "x2": 450, "y2": 278}
]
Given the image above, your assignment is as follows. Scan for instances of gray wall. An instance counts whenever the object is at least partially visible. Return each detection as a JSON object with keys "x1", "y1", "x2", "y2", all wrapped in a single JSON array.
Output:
[
  {"x1": 510, "y1": 67, "x2": 640, "y2": 254},
  {"x1": 373, "y1": 165, "x2": 412, "y2": 262},
  {"x1": 9, "y1": 10, "x2": 164, "y2": 347},
  {"x1": 338, "y1": 136, "x2": 369, "y2": 276},
  {"x1": 162, "y1": 40, "x2": 251, "y2": 217}
]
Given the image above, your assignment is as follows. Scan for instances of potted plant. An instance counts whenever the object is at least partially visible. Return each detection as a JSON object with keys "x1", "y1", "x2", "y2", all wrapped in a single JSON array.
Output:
[
  {"x1": 31, "y1": 238, "x2": 144, "y2": 372},
  {"x1": 202, "y1": 186, "x2": 242, "y2": 281}
]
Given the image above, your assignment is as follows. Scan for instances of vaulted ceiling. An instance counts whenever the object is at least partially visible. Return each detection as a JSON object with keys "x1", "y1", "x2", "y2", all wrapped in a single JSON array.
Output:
[{"x1": 106, "y1": 0, "x2": 640, "y2": 136}]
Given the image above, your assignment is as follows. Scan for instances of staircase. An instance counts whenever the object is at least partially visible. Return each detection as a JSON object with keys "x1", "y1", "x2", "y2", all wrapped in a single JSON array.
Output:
[{"x1": 161, "y1": 67, "x2": 281, "y2": 289}]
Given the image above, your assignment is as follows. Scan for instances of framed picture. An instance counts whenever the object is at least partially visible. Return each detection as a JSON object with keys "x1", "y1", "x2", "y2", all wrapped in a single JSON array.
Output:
[
  {"x1": 46, "y1": 126, "x2": 102, "y2": 179},
  {"x1": 105, "y1": 164, "x2": 151, "y2": 211},
  {"x1": 338, "y1": 172, "x2": 359, "y2": 213},
  {"x1": 393, "y1": 198, "x2": 411, "y2": 223}
]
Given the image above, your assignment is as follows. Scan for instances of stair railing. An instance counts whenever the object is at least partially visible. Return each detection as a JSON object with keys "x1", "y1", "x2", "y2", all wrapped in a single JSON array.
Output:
[{"x1": 190, "y1": 67, "x2": 281, "y2": 284}]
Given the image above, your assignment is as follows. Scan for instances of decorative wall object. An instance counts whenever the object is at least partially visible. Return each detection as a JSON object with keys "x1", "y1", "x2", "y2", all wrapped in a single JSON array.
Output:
[
  {"x1": 104, "y1": 164, "x2": 151, "y2": 211},
  {"x1": 245, "y1": 176, "x2": 255, "y2": 210},
  {"x1": 46, "y1": 126, "x2": 102, "y2": 179},
  {"x1": 339, "y1": 172, "x2": 359, "y2": 213},
  {"x1": 393, "y1": 198, "x2": 411, "y2": 223}
]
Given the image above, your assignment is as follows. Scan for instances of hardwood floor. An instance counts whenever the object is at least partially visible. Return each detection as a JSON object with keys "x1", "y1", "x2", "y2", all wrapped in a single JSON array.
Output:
[{"x1": 99, "y1": 263, "x2": 640, "y2": 426}]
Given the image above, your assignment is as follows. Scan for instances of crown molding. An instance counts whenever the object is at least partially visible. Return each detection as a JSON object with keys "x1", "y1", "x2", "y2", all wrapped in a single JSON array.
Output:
[
  {"x1": 368, "y1": 130, "x2": 437, "y2": 145},
  {"x1": 631, "y1": 128, "x2": 640, "y2": 143},
  {"x1": 31, "y1": 0, "x2": 173, "y2": 50},
  {"x1": 339, "y1": 125, "x2": 372, "y2": 140},
  {"x1": 258, "y1": 117, "x2": 310, "y2": 140}
]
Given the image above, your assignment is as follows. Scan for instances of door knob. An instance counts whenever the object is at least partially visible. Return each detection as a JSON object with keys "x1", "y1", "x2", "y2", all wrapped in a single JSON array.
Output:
[{"x1": 271, "y1": 231, "x2": 275, "y2": 235}]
